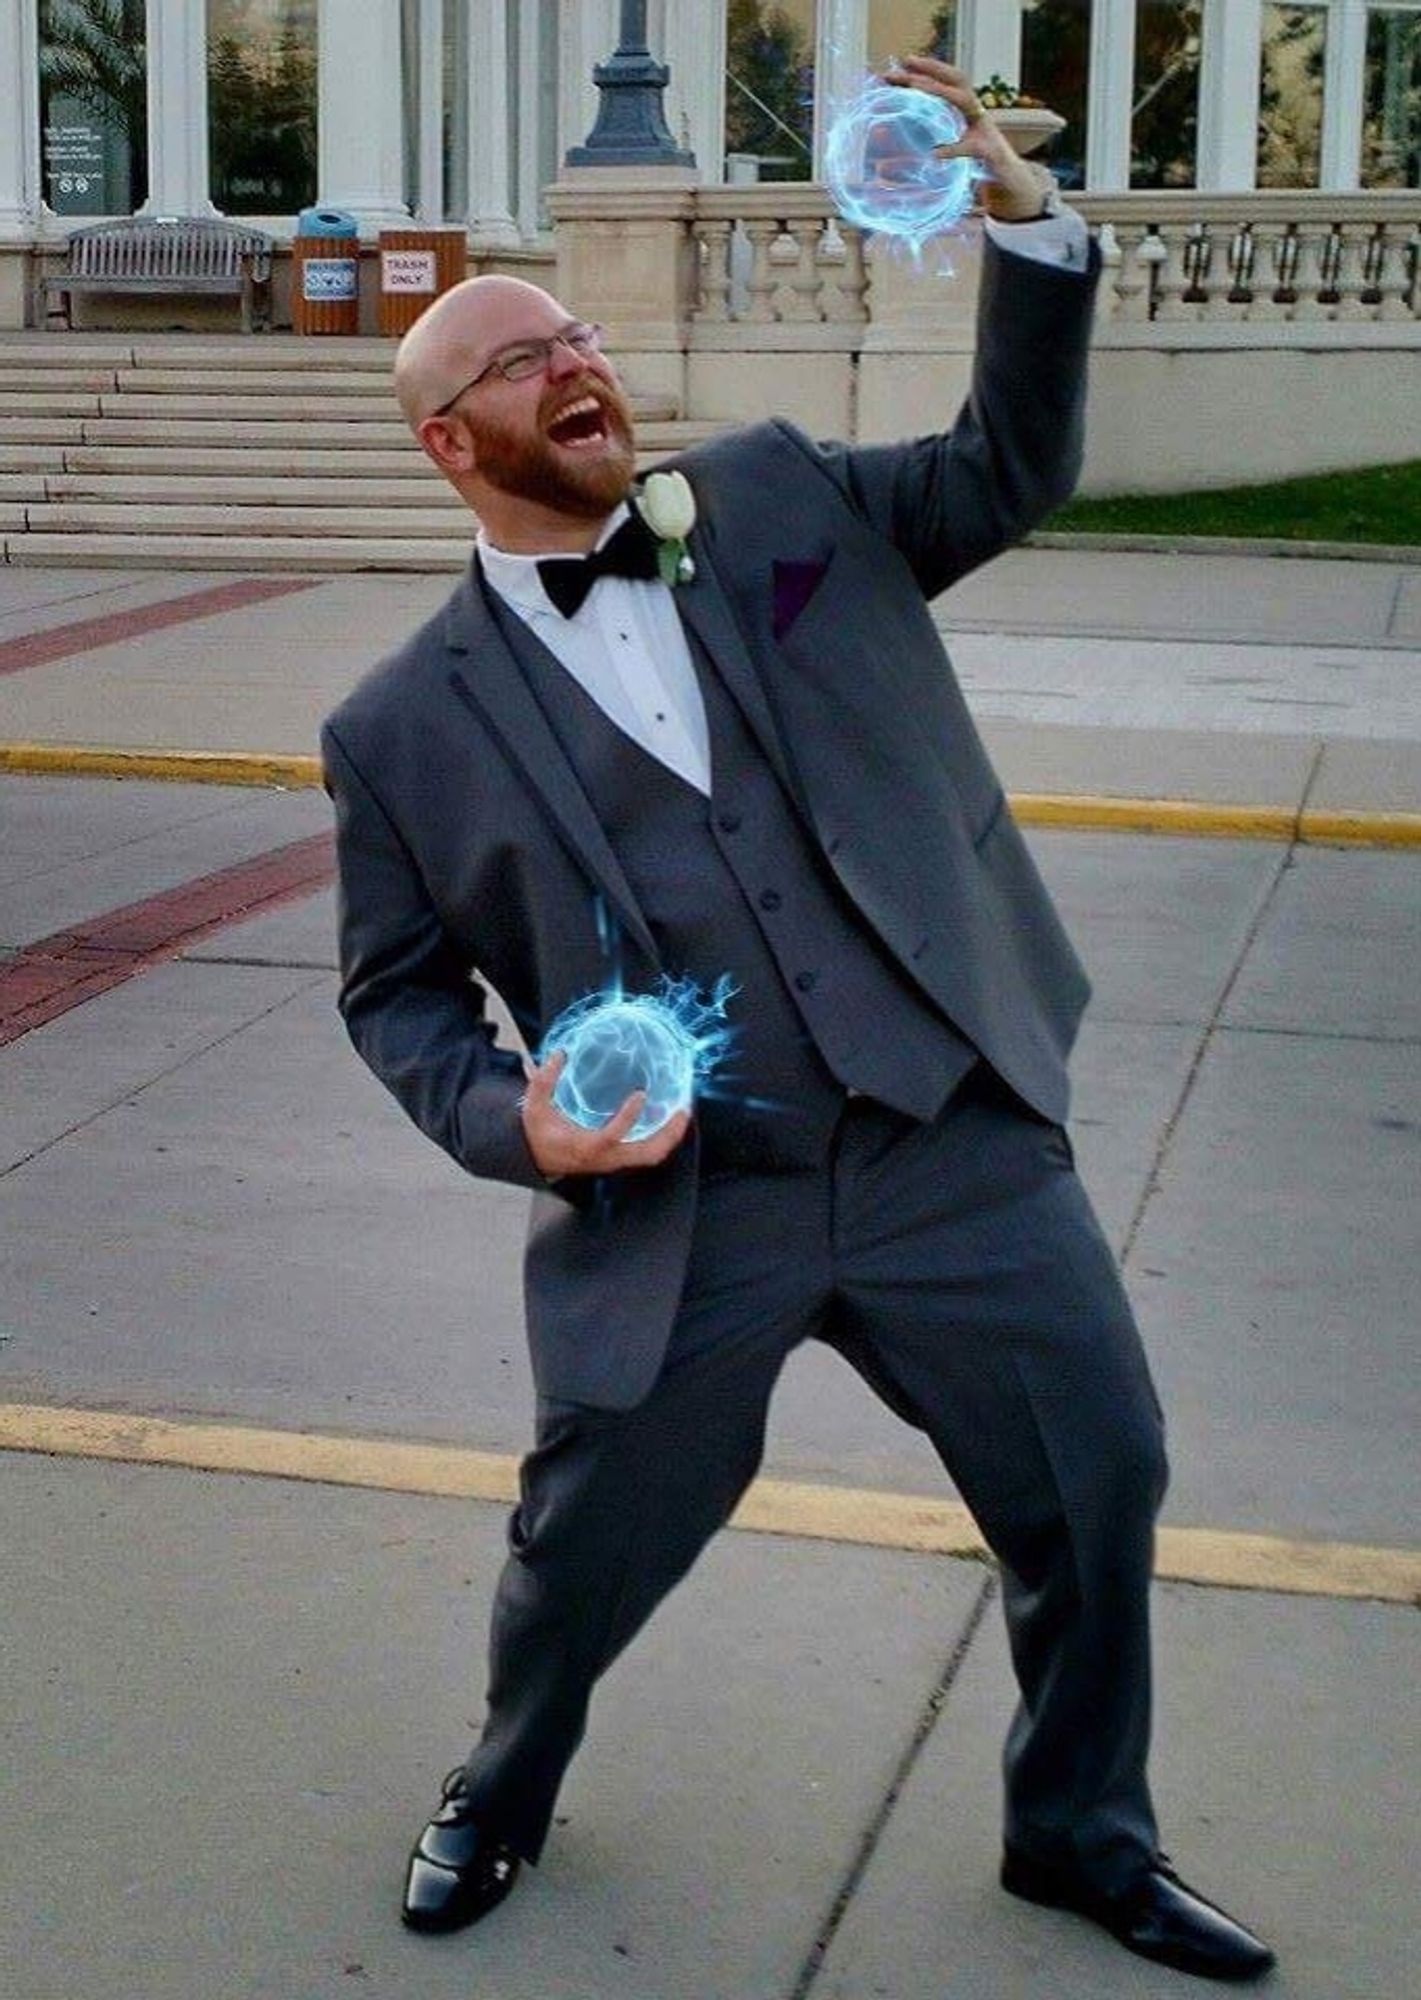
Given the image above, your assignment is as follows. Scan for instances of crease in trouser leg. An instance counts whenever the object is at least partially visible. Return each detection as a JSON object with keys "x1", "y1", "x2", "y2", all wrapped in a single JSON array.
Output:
[
  {"x1": 996, "y1": 1345, "x2": 1169, "y2": 1895},
  {"x1": 453, "y1": 1328, "x2": 788, "y2": 1862}
]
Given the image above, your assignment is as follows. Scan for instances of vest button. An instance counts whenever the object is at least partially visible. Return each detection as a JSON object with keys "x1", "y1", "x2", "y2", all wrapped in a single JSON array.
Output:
[
  {"x1": 794, "y1": 970, "x2": 817, "y2": 993},
  {"x1": 717, "y1": 811, "x2": 742, "y2": 834},
  {"x1": 758, "y1": 888, "x2": 782, "y2": 911}
]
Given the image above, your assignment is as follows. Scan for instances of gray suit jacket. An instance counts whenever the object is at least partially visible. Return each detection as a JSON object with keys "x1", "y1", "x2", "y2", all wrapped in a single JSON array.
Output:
[{"x1": 322, "y1": 237, "x2": 1100, "y2": 1410}]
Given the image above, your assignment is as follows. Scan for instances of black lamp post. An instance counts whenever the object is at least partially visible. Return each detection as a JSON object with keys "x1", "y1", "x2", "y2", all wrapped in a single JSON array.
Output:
[{"x1": 565, "y1": 0, "x2": 696, "y2": 168}]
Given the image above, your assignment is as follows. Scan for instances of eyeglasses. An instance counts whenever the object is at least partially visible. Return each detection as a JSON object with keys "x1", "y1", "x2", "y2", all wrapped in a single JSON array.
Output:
[{"x1": 432, "y1": 322, "x2": 605, "y2": 413}]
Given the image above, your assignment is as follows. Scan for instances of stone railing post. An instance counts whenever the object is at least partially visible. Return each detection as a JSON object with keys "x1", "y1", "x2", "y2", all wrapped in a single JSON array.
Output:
[{"x1": 547, "y1": 171, "x2": 699, "y2": 407}]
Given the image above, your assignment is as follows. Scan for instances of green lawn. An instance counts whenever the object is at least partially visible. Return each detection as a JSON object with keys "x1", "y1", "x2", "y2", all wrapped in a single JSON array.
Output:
[{"x1": 1044, "y1": 460, "x2": 1421, "y2": 546}]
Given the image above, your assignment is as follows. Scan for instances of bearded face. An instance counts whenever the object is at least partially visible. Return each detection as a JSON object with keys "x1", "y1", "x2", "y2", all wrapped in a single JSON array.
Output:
[{"x1": 470, "y1": 374, "x2": 638, "y2": 520}]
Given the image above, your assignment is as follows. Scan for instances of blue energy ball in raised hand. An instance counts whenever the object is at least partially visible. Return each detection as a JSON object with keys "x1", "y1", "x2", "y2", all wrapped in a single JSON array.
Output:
[{"x1": 824, "y1": 79, "x2": 977, "y2": 253}]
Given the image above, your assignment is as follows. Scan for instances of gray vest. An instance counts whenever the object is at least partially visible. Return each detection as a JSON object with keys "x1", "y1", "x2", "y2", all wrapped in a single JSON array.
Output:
[{"x1": 517, "y1": 624, "x2": 978, "y2": 1169}]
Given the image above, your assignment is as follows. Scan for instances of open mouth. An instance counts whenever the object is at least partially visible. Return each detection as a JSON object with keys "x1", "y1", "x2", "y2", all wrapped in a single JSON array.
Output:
[{"x1": 545, "y1": 394, "x2": 611, "y2": 450}]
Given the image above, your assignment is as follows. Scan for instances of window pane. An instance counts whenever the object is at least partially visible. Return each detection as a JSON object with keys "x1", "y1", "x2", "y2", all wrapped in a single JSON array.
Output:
[
  {"x1": 725, "y1": 0, "x2": 815, "y2": 181},
  {"x1": 39, "y1": 0, "x2": 148, "y2": 214},
  {"x1": 1362, "y1": 8, "x2": 1421, "y2": 187},
  {"x1": 867, "y1": 1, "x2": 957, "y2": 67},
  {"x1": 1257, "y1": 3, "x2": 1327, "y2": 188},
  {"x1": 1131, "y1": 0, "x2": 1201, "y2": 186},
  {"x1": 208, "y1": 0, "x2": 317, "y2": 216},
  {"x1": 1020, "y1": 0, "x2": 1090, "y2": 189}
]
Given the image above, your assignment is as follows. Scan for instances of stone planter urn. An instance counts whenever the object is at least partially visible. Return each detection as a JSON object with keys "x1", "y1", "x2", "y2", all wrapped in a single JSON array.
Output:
[{"x1": 991, "y1": 107, "x2": 1066, "y2": 157}]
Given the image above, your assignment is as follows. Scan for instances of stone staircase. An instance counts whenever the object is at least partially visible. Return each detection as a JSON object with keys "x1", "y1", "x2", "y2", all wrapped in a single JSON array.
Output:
[{"x1": 0, "y1": 335, "x2": 719, "y2": 571}]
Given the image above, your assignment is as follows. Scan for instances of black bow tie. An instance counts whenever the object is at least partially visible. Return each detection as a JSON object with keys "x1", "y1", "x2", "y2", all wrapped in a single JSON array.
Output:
[{"x1": 536, "y1": 511, "x2": 661, "y2": 618}]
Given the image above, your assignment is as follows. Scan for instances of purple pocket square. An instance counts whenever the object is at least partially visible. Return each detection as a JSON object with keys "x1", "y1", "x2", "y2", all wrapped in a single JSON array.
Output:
[{"x1": 772, "y1": 558, "x2": 831, "y2": 641}]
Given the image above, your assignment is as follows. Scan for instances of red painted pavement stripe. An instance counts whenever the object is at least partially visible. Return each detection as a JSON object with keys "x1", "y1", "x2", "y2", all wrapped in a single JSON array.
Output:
[
  {"x1": 0, "y1": 576, "x2": 323, "y2": 679},
  {"x1": 0, "y1": 831, "x2": 335, "y2": 1047}
]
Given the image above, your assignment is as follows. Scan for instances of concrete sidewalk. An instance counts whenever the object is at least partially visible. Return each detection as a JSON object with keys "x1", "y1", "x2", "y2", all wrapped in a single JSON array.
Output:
[
  {"x1": 3, "y1": 1447, "x2": 1416, "y2": 2000},
  {"x1": 1, "y1": 546, "x2": 1419, "y2": 824},
  {"x1": 2, "y1": 546, "x2": 1418, "y2": 1997}
]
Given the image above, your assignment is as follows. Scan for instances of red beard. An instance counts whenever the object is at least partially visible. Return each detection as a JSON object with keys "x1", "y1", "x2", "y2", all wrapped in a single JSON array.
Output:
[{"x1": 474, "y1": 378, "x2": 637, "y2": 520}]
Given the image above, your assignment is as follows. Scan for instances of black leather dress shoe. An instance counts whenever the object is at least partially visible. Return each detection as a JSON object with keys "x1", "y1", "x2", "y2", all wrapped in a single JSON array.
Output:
[
  {"x1": 401, "y1": 1770, "x2": 521, "y2": 1934},
  {"x1": 1001, "y1": 1848, "x2": 1276, "y2": 1982}
]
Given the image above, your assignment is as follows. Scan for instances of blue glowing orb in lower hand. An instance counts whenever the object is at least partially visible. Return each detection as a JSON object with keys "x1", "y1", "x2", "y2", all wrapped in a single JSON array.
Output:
[
  {"x1": 540, "y1": 976, "x2": 736, "y2": 1142},
  {"x1": 824, "y1": 81, "x2": 977, "y2": 254}
]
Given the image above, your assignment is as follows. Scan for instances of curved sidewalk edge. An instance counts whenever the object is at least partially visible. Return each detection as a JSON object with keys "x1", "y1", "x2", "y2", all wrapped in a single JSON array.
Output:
[
  {"x1": 1028, "y1": 530, "x2": 1421, "y2": 565},
  {"x1": 4, "y1": 740, "x2": 1420, "y2": 848}
]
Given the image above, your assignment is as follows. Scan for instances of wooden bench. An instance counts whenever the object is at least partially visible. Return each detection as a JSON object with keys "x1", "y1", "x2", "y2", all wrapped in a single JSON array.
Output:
[{"x1": 42, "y1": 216, "x2": 275, "y2": 333}]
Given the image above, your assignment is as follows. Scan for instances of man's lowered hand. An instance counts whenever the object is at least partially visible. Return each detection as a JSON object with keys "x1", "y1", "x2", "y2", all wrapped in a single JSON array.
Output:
[{"x1": 521, "y1": 1048, "x2": 692, "y2": 1178}]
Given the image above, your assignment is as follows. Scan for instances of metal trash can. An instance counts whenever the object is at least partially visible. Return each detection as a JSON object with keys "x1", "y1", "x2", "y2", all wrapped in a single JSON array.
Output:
[
  {"x1": 377, "y1": 227, "x2": 466, "y2": 337},
  {"x1": 292, "y1": 206, "x2": 359, "y2": 335}
]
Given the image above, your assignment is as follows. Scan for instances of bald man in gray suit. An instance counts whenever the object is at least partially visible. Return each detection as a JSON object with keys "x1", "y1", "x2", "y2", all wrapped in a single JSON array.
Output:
[{"x1": 322, "y1": 57, "x2": 1274, "y2": 1985}]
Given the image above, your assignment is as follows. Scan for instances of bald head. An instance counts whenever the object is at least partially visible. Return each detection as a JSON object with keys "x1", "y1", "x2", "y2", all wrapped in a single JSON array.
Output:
[
  {"x1": 396, "y1": 274, "x2": 636, "y2": 547},
  {"x1": 393, "y1": 275, "x2": 573, "y2": 430}
]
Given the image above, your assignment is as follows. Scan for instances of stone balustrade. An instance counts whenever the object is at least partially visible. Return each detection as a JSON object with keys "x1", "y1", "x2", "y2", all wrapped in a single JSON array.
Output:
[
  {"x1": 549, "y1": 173, "x2": 1421, "y2": 482},
  {"x1": 676, "y1": 183, "x2": 1421, "y2": 339},
  {"x1": 689, "y1": 187, "x2": 869, "y2": 348},
  {"x1": 1074, "y1": 192, "x2": 1420, "y2": 330}
]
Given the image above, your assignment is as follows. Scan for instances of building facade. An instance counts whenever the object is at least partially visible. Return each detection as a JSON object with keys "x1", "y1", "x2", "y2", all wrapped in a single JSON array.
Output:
[{"x1": 1, "y1": 0, "x2": 1417, "y2": 252}]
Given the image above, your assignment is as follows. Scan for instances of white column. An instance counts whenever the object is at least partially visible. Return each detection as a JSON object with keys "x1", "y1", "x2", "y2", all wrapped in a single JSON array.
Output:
[
  {"x1": 1197, "y1": 0, "x2": 1262, "y2": 189},
  {"x1": 0, "y1": 0, "x2": 35, "y2": 236},
  {"x1": 416, "y1": 0, "x2": 443, "y2": 219},
  {"x1": 560, "y1": 0, "x2": 619, "y2": 163},
  {"x1": 1321, "y1": 0, "x2": 1367, "y2": 190},
  {"x1": 317, "y1": 0, "x2": 409, "y2": 228},
  {"x1": 663, "y1": 0, "x2": 726, "y2": 179},
  {"x1": 960, "y1": 0, "x2": 1023, "y2": 88},
  {"x1": 516, "y1": 0, "x2": 541, "y2": 234},
  {"x1": 141, "y1": 0, "x2": 216, "y2": 215},
  {"x1": 1087, "y1": 0, "x2": 1136, "y2": 190},
  {"x1": 468, "y1": 0, "x2": 518, "y2": 244},
  {"x1": 813, "y1": 0, "x2": 869, "y2": 180}
]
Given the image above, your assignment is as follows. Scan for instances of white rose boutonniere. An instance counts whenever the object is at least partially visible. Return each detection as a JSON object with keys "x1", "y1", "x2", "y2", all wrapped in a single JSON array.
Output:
[{"x1": 637, "y1": 470, "x2": 697, "y2": 587}]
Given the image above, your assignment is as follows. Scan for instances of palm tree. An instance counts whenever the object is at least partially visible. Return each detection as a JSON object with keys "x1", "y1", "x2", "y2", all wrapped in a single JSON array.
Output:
[{"x1": 38, "y1": 0, "x2": 148, "y2": 207}]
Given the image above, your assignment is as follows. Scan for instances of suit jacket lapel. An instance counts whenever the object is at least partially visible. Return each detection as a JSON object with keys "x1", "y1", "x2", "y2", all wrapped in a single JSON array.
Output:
[
  {"x1": 673, "y1": 534, "x2": 806, "y2": 812},
  {"x1": 444, "y1": 562, "x2": 659, "y2": 967}
]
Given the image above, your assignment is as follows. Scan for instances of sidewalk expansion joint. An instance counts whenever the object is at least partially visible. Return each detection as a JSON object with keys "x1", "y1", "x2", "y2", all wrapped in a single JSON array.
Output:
[
  {"x1": 0, "y1": 973, "x2": 328, "y2": 1181},
  {"x1": 788, "y1": 1573, "x2": 998, "y2": 2000},
  {"x1": 1118, "y1": 831, "x2": 1298, "y2": 1270},
  {"x1": 0, "y1": 832, "x2": 334, "y2": 1047},
  {"x1": 4, "y1": 745, "x2": 1420, "y2": 846},
  {"x1": 1, "y1": 1404, "x2": 1417, "y2": 1606}
]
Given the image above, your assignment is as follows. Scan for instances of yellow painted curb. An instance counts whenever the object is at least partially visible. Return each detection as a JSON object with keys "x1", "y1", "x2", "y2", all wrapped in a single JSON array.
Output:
[
  {"x1": 1298, "y1": 807, "x2": 1421, "y2": 849},
  {"x1": 3, "y1": 1402, "x2": 1417, "y2": 1606},
  {"x1": 4, "y1": 747, "x2": 1420, "y2": 848},
  {"x1": 0, "y1": 743, "x2": 323, "y2": 788},
  {"x1": 1011, "y1": 793, "x2": 1296, "y2": 841}
]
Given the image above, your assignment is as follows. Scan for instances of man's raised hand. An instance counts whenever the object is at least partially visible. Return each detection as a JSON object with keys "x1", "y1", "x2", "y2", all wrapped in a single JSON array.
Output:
[{"x1": 882, "y1": 55, "x2": 1056, "y2": 223}]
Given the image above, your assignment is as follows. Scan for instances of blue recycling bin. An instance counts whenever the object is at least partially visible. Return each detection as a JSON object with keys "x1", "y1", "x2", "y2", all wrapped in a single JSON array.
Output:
[{"x1": 293, "y1": 207, "x2": 359, "y2": 333}]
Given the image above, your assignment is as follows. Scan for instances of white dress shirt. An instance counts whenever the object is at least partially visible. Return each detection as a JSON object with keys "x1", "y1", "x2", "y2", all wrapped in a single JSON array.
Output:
[
  {"x1": 479, "y1": 508, "x2": 713, "y2": 794},
  {"x1": 982, "y1": 206, "x2": 1091, "y2": 272},
  {"x1": 477, "y1": 213, "x2": 1089, "y2": 793}
]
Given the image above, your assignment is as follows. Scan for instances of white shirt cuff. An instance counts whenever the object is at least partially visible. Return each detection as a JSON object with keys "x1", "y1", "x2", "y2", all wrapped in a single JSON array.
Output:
[{"x1": 983, "y1": 207, "x2": 1091, "y2": 275}]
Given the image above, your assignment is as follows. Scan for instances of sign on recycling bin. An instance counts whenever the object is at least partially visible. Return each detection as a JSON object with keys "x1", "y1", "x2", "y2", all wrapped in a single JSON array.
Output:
[
  {"x1": 302, "y1": 257, "x2": 358, "y2": 302},
  {"x1": 381, "y1": 249, "x2": 437, "y2": 295}
]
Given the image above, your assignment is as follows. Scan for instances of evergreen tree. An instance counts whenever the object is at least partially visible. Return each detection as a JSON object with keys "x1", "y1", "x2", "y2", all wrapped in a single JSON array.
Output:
[
  {"x1": 725, "y1": 0, "x2": 813, "y2": 180},
  {"x1": 1130, "y1": 1, "x2": 1202, "y2": 187},
  {"x1": 918, "y1": 5, "x2": 958, "y2": 63},
  {"x1": 1258, "y1": 7, "x2": 1327, "y2": 186}
]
